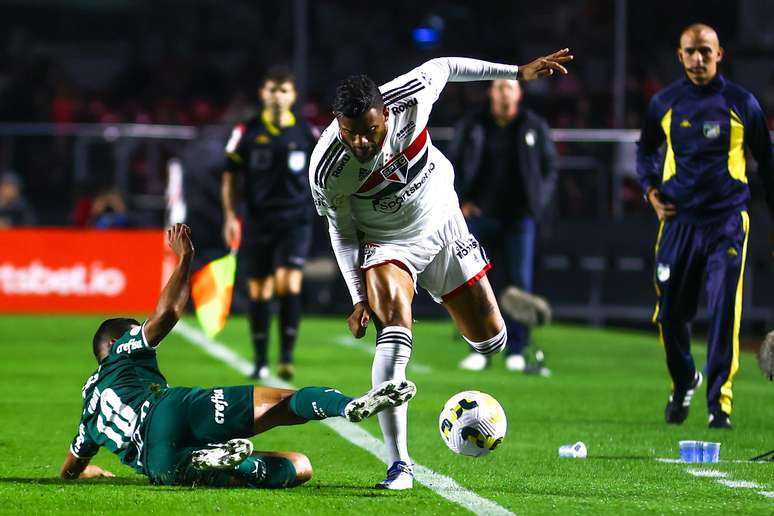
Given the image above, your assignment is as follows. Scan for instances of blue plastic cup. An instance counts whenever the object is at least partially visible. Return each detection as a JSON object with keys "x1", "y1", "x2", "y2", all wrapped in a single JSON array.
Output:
[
  {"x1": 679, "y1": 440, "x2": 703, "y2": 463},
  {"x1": 702, "y1": 442, "x2": 721, "y2": 463}
]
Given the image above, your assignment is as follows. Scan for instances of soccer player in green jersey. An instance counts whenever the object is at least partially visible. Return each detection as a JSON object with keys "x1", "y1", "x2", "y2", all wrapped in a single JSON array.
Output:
[{"x1": 60, "y1": 223, "x2": 416, "y2": 488}]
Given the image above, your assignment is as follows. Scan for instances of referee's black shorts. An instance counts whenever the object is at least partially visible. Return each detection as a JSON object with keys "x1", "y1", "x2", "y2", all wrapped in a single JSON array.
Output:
[{"x1": 241, "y1": 221, "x2": 313, "y2": 279}]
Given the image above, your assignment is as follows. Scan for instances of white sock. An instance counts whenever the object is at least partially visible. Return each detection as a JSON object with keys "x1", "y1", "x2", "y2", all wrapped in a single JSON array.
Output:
[
  {"x1": 371, "y1": 325, "x2": 412, "y2": 465},
  {"x1": 463, "y1": 325, "x2": 507, "y2": 355}
]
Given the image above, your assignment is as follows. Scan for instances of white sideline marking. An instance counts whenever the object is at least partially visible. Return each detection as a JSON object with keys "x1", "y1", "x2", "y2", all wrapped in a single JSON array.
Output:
[
  {"x1": 335, "y1": 335, "x2": 433, "y2": 374},
  {"x1": 173, "y1": 321, "x2": 513, "y2": 516},
  {"x1": 686, "y1": 469, "x2": 728, "y2": 478},
  {"x1": 657, "y1": 457, "x2": 767, "y2": 464},
  {"x1": 716, "y1": 479, "x2": 761, "y2": 489},
  {"x1": 659, "y1": 458, "x2": 772, "y2": 500}
]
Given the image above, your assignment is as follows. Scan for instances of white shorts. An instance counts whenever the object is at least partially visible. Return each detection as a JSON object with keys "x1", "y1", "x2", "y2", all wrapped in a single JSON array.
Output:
[{"x1": 360, "y1": 210, "x2": 491, "y2": 303}]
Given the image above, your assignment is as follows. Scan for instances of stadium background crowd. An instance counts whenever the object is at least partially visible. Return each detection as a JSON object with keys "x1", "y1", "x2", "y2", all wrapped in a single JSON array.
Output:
[{"x1": 1, "y1": 0, "x2": 773, "y2": 328}]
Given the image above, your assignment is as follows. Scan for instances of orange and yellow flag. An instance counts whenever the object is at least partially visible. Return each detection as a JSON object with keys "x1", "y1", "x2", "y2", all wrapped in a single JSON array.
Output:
[{"x1": 191, "y1": 222, "x2": 240, "y2": 338}]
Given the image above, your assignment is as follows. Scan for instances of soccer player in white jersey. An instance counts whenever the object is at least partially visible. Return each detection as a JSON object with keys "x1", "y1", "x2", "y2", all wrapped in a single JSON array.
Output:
[{"x1": 309, "y1": 49, "x2": 572, "y2": 490}]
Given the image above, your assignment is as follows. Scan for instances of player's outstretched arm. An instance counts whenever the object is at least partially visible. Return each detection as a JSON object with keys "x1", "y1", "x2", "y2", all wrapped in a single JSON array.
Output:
[
  {"x1": 144, "y1": 223, "x2": 195, "y2": 347},
  {"x1": 517, "y1": 48, "x2": 573, "y2": 81},
  {"x1": 59, "y1": 452, "x2": 114, "y2": 480}
]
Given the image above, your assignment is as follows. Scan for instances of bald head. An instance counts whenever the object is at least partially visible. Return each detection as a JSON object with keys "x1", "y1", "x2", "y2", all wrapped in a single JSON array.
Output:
[{"x1": 678, "y1": 23, "x2": 723, "y2": 86}]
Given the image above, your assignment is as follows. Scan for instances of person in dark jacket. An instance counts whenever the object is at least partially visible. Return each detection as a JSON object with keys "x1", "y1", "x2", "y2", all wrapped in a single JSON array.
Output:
[
  {"x1": 448, "y1": 79, "x2": 558, "y2": 372},
  {"x1": 637, "y1": 23, "x2": 774, "y2": 429}
]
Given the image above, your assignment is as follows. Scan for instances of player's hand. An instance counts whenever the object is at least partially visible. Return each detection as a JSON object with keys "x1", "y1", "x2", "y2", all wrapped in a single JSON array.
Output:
[
  {"x1": 79, "y1": 465, "x2": 115, "y2": 479},
  {"x1": 461, "y1": 202, "x2": 482, "y2": 219},
  {"x1": 647, "y1": 188, "x2": 677, "y2": 221},
  {"x1": 348, "y1": 301, "x2": 372, "y2": 339},
  {"x1": 167, "y1": 223, "x2": 194, "y2": 259},
  {"x1": 223, "y1": 215, "x2": 241, "y2": 249},
  {"x1": 518, "y1": 48, "x2": 573, "y2": 81}
]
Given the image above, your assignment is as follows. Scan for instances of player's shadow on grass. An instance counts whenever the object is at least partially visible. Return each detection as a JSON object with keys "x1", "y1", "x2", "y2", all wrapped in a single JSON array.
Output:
[
  {"x1": 0, "y1": 477, "x2": 149, "y2": 486},
  {"x1": 304, "y1": 484, "x2": 401, "y2": 497}
]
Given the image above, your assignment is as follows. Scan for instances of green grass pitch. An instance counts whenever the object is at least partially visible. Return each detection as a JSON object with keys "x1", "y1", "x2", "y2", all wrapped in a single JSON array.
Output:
[{"x1": 0, "y1": 314, "x2": 772, "y2": 514}]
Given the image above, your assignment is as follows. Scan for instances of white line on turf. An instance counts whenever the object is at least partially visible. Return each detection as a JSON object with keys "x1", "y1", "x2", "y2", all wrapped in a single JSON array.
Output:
[
  {"x1": 334, "y1": 335, "x2": 433, "y2": 374},
  {"x1": 658, "y1": 458, "x2": 772, "y2": 500},
  {"x1": 716, "y1": 479, "x2": 761, "y2": 489},
  {"x1": 657, "y1": 457, "x2": 768, "y2": 464},
  {"x1": 686, "y1": 469, "x2": 728, "y2": 478},
  {"x1": 173, "y1": 321, "x2": 514, "y2": 516}
]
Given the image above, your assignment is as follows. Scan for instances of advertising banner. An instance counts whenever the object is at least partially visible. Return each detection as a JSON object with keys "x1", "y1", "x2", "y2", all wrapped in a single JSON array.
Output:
[{"x1": 0, "y1": 229, "x2": 166, "y2": 313}]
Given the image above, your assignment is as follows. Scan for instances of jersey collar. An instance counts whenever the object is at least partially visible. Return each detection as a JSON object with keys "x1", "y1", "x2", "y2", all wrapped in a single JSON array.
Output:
[{"x1": 261, "y1": 110, "x2": 296, "y2": 136}]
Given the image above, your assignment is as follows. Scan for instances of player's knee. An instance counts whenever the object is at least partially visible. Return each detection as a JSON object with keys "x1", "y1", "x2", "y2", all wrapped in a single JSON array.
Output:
[
  {"x1": 248, "y1": 278, "x2": 274, "y2": 301},
  {"x1": 285, "y1": 452, "x2": 313, "y2": 486},
  {"x1": 371, "y1": 301, "x2": 412, "y2": 328}
]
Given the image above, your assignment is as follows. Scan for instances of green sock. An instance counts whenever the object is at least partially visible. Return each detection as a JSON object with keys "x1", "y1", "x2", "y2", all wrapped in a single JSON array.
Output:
[{"x1": 289, "y1": 387, "x2": 353, "y2": 420}]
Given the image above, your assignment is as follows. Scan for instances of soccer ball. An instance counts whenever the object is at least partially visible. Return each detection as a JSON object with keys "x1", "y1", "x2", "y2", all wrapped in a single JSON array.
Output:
[{"x1": 438, "y1": 391, "x2": 507, "y2": 457}]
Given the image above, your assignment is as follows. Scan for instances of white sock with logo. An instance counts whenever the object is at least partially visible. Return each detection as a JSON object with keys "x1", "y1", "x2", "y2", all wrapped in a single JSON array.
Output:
[{"x1": 371, "y1": 326, "x2": 413, "y2": 465}]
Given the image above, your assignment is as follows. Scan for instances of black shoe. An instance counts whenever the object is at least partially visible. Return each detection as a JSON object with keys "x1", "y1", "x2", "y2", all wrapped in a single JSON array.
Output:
[
  {"x1": 708, "y1": 411, "x2": 732, "y2": 429},
  {"x1": 665, "y1": 371, "x2": 703, "y2": 424},
  {"x1": 277, "y1": 363, "x2": 294, "y2": 381}
]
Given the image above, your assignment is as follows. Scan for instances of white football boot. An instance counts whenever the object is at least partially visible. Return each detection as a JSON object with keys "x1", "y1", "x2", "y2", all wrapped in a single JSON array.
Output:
[
  {"x1": 505, "y1": 354, "x2": 526, "y2": 371},
  {"x1": 191, "y1": 438, "x2": 254, "y2": 470},
  {"x1": 345, "y1": 379, "x2": 417, "y2": 423},
  {"x1": 249, "y1": 365, "x2": 269, "y2": 381},
  {"x1": 376, "y1": 460, "x2": 414, "y2": 490},
  {"x1": 459, "y1": 353, "x2": 489, "y2": 371}
]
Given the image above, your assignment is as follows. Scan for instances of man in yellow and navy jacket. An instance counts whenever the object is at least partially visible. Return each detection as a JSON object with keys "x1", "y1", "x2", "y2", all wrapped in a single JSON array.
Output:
[{"x1": 637, "y1": 23, "x2": 774, "y2": 429}]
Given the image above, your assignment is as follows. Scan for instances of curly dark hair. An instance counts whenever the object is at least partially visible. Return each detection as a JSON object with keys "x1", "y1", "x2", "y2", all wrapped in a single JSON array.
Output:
[{"x1": 332, "y1": 74, "x2": 383, "y2": 118}]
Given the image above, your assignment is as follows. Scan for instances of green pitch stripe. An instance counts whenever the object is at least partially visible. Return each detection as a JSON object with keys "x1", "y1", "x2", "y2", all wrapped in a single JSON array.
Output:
[{"x1": 173, "y1": 320, "x2": 514, "y2": 516}]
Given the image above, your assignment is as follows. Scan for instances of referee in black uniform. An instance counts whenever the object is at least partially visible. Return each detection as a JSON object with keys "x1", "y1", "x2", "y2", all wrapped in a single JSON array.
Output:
[{"x1": 222, "y1": 67, "x2": 317, "y2": 380}]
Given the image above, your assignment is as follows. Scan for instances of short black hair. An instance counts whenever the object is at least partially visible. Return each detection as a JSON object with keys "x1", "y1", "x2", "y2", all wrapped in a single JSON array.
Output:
[
  {"x1": 332, "y1": 74, "x2": 383, "y2": 118},
  {"x1": 262, "y1": 65, "x2": 296, "y2": 87},
  {"x1": 92, "y1": 317, "x2": 140, "y2": 361}
]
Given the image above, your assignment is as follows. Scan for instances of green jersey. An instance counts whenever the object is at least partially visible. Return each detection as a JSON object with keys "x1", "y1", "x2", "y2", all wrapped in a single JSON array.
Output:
[{"x1": 69, "y1": 323, "x2": 168, "y2": 473}]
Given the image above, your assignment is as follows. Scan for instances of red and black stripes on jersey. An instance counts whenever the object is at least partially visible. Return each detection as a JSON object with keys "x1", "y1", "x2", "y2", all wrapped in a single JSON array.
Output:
[
  {"x1": 314, "y1": 140, "x2": 346, "y2": 189},
  {"x1": 354, "y1": 127, "x2": 429, "y2": 199},
  {"x1": 381, "y1": 78, "x2": 425, "y2": 106}
]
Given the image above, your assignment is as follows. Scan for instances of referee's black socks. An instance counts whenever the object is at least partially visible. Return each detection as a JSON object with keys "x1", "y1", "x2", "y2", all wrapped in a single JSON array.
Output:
[
  {"x1": 279, "y1": 293, "x2": 302, "y2": 364},
  {"x1": 248, "y1": 300, "x2": 271, "y2": 369}
]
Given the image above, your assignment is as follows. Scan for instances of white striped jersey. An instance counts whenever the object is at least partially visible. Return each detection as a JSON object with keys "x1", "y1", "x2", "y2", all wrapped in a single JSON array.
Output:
[
  {"x1": 311, "y1": 60, "x2": 468, "y2": 241},
  {"x1": 309, "y1": 57, "x2": 519, "y2": 303}
]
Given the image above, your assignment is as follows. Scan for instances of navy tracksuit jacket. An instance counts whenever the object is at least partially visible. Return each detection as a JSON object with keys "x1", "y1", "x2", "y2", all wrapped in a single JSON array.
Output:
[{"x1": 636, "y1": 74, "x2": 774, "y2": 416}]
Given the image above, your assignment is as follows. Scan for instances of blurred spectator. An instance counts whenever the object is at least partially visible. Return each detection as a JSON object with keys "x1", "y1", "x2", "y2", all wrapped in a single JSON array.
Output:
[
  {"x1": 449, "y1": 80, "x2": 558, "y2": 372},
  {"x1": 0, "y1": 171, "x2": 36, "y2": 227},
  {"x1": 71, "y1": 184, "x2": 130, "y2": 228}
]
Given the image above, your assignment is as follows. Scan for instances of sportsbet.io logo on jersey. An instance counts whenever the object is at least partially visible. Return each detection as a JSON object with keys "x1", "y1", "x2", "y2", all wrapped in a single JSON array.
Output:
[{"x1": 371, "y1": 162, "x2": 435, "y2": 213}]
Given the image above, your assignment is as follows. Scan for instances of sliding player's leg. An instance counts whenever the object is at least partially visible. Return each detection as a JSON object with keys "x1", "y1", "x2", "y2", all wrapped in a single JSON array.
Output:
[
  {"x1": 144, "y1": 381, "x2": 415, "y2": 487},
  {"x1": 363, "y1": 262, "x2": 416, "y2": 490}
]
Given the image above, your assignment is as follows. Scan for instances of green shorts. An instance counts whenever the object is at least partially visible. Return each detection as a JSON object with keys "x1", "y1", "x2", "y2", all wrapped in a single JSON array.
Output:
[{"x1": 143, "y1": 385, "x2": 255, "y2": 485}]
